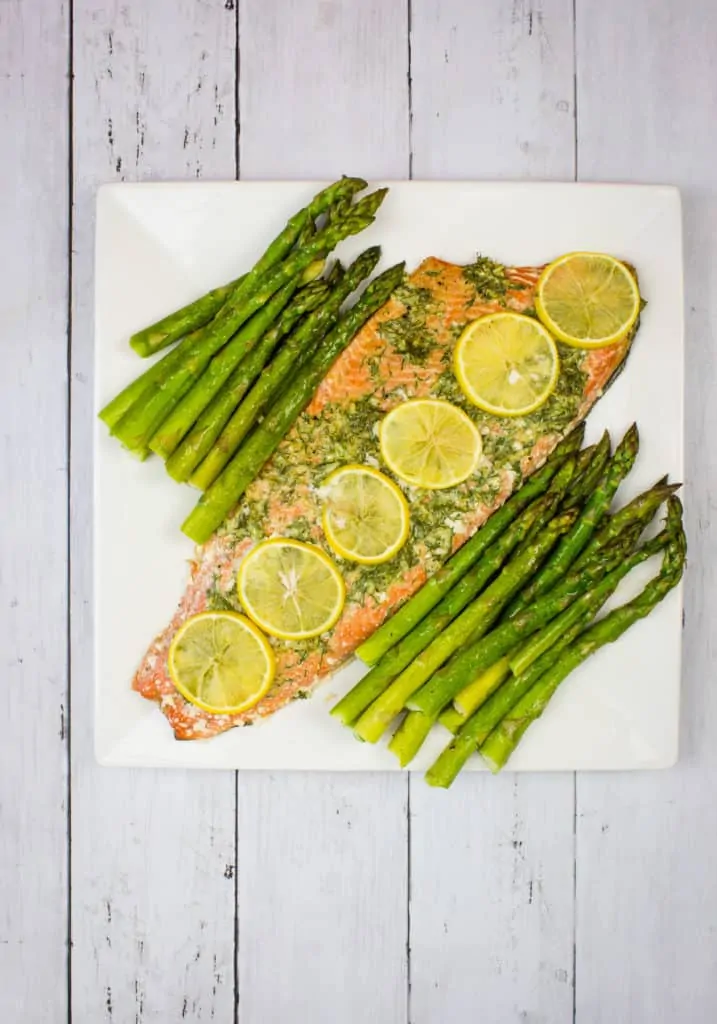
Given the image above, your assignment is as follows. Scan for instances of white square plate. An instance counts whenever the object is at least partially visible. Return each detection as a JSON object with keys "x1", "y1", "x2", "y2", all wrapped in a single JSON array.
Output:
[{"x1": 95, "y1": 181, "x2": 684, "y2": 771}]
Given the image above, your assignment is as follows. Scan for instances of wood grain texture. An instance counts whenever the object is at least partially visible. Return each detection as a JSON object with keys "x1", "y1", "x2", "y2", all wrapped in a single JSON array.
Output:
[
  {"x1": 0, "y1": 2, "x2": 69, "y2": 1021},
  {"x1": 411, "y1": 0, "x2": 576, "y2": 179},
  {"x1": 409, "y1": 3, "x2": 576, "y2": 1021},
  {"x1": 3, "y1": 2, "x2": 709, "y2": 1020},
  {"x1": 410, "y1": 777, "x2": 575, "y2": 1022},
  {"x1": 70, "y1": 3, "x2": 238, "y2": 1021},
  {"x1": 237, "y1": 774, "x2": 408, "y2": 1024},
  {"x1": 574, "y1": 2, "x2": 717, "y2": 1020},
  {"x1": 238, "y1": 0, "x2": 410, "y2": 179},
  {"x1": 237, "y1": 3, "x2": 410, "y2": 1021}
]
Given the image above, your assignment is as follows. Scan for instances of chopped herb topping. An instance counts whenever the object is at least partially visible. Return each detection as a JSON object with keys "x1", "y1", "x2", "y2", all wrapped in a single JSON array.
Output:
[
  {"x1": 378, "y1": 283, "x2": 436, "y2": 364},
  {"x1": 463, "y1": 254, "x2": 519, "y2": 301}
]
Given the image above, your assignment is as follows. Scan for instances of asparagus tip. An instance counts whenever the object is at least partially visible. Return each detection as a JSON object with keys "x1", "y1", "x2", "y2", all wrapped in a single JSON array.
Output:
[{"x1": 340, "y1": 174, "x2": 368, "y2": 190}]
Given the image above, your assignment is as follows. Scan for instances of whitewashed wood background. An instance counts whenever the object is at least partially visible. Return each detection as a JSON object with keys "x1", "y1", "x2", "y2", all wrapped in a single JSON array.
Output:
[{"x1": 1, "y1": 0, "x2": 715, "y2": 1020}]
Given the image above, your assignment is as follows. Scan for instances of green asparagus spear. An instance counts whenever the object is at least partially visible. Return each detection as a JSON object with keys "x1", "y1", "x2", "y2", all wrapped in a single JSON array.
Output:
[
  {"x1": 389, "y1": 711, "x2": 434, "y2": 767},
  {"x1": 148, "y1": 278, "x2": 300, "y2": 458},
  {"x1": 355, "y1": 425, "x2": 584, "y2": 667},
  {"x1": 450, "y1": 655, "x2": 513, "y2": 722},
  {"x1": 325, "y1": 260, "x2": 346, "y2": 286},
  {"x1": 407, "y1": 529, "x2": 637, "y2": 718},
  {"x1": 426, "y1": 616, "x2": 595, "y2": 786},
  {"x1": 572, "y1": 477, "x2": 680, "y2": 569},
  {"x1": 112, "y1": 192, "x2": 387, "y2": 455},
  {"x1": 480, "y1": 510, "x2": 686, "y2": 772},
  {"x1": 126, "y1": 177, "x2": 364, "y2": 358},
  {"x1": 328, "y1": 197, "x2": 351, "y2": 224},
  {"x1": 182, "y1": 261, "x2": 405, "y2": 544},
  {"x1": 165, "y1": 280, "x2": 330, "y2": 483},
  {"x1": 508, "y1": 455, "x2": 577, "y2": 557},
  {"x1": 104, "y1": 179, "x2": 365, "y2": 424},
  {"x1": 118, "y1": 281, "x2": 297, "y2": 460},
  {"x1": 352, "y1": 507, "x2": 577, "y2": 743},
  {"x1": 508, "y1": 527, "x2": 669, "y2": 677},
  {"x1": 426, "y1": 501, "x2": 685, "y2": 785},
  {"x1": 332, "y1": 492, "x2": 558, "y2": 729},
  {"x1": 129, "y1": 275, "x2": 245, "y2": 358},
  {"x1": 306, "y1": 177, "x2": 368, "y2": 220},
  {"x1": 221, "y1": 186, "x2": 386, "y2": 323},
  {"x1": 99, "y1": 341, "x2": 187, "y2": 435},
  {"x1": 449, "y1": 520, "x2": 645, "y2": 724},
  {"x1": 225, "y1": 176, "x2": 366, "y2": 312},
  {"x1": 190, "y1": 247, "x2": 381, "y2": 491},
  {"x1": 561, "y1": 430, "x2": 611, "y2": 510},
  {"x1": 507, "y1": 424, "x2": 639, "y2": 616},
  {"x1": 570, "y1": 441, "x2": 598, "y2": 482},
  {"x1": 152, "y1": 257, "x2": 329, "y2": 463},
  {"x1": 438, "y1": 704, "x2": 469, "y2": 734}
]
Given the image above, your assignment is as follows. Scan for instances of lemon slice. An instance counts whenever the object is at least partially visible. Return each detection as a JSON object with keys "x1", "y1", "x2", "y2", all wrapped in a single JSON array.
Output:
[
  {"x1": 321, "y1": 464, "x2": 410, "y2": 565},
  {"x1": 535, "y1": 251, "x2": 641, "y2": 348},
  {"x1": 168, "y1": 611, "x2": 275, "y2": 715},
  {"x1": 454, "y1": 311, "x2": 559, "y2": 417},
  {"x1": 238, "y1": 538, "x2": 345, "y2": 640},
  {"x1": 379, "y1": 398, "x2": 482, "y2": 489}
]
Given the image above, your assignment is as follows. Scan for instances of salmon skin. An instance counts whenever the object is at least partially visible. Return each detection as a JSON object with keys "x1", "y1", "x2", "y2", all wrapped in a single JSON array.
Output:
[{"x1": 133, "y1": 254, "x2": 634, "y2": 740}]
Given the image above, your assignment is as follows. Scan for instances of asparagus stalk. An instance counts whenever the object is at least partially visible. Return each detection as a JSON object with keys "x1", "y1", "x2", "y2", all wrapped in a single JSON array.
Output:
[
  {"x1": 190, "y1": 247, "x2": 381, "y2": 491},
  {"x1": 151, "y1": 257, "x2": 329, "y2": 461},
  {"x1": 147, "y1": 277, "x2": 300, "y2": 458},
  {"x1": 306, "y1": 176, "x2": 368, "y2": 220},
  {"x1": 332, "y1": 491, "x2": 560, "y2": 729},
  {"x1": 427, "y1": 498, "x2": 685, "y2": 785},
  {"x1": 426, "y1": 615, "x2": 596, "y2": 785},
  {"x1": 215, "y1": 176, "x2": 366, "y2": 313},
  {"x1": 103, "y1": 307, "x2": 259, "y2": 435},
  {"x1": 389, "y1": 711, "x2": 434, "y2": 767},
  {"x1": 507, "y1": 455, "x2": 577, "y2": 557},
  {"x1": 448, "y1": 518, "x2": 648, "y2": 724},
  {"x1": 426, "y1": 610, "x2": 594, "y2": 786},
  {"x1": 111, "y1": 190, "x2": 387, "y2": 455},
  {"x1": 438, "y1": 704, "x2": 470, "y2": 734},
  {"x1": 165, "y1": 280, "x2": 330, "y2": 483},
  {"x1": 355, "y1": 425, "x2": 585, "y2": 667},
  {"x1": 352, "y1": 508, "x2": 577, "y2": 743},
  {"x1": 572, "y1": 477, "x2": 680, "y2": 569},
  {"x1": 324, "y1": 259, "x2": 346, "y2": 287},
  {"x1": 407, "y1": 530, "x2": 637, "y2": 718},
  {"x1": 98, "y1": 341, "x2": 187, "y2": 435},
  {"x1": 570, "y1": 440, "x2": 598, "y2": 481},
  {"x1": 480, "y1": 510, "x2": 686, "y2": 772},
  {"x1": 508, "y1": 528, "x2": 669, "y2": 677},
  {"x1": 102, "y1": 179, "x2": 365, "y2": 426},
  {"x1": 126, "y1": 177, "x2": 364, "y2": 358},
  {"x1": 561, "y1": 430, "x2": 611, "y2": 510},
  {"x1": 129, "y1": 275, "x2": 244, "y2": 358},
  {"x1": 450, "y1": 655, "x2": 513, "y2": 722},
  {"x1": 220, "y1": 186, "x2": 386, "y2": 324},
  {"x1": 506, "y1": 424, "x2": 639, "y2": 616},
  {"x1": 328, "y1": 197, "x2": 351, "y2": 224},
  {"x1": 182, "y1": 261, "x2": 405, "y2": 544}
]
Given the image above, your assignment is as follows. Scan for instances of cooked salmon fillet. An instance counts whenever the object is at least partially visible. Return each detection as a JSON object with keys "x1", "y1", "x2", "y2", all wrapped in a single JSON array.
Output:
[{"x1": 133, "y1": 255, "x2": 633, "y2": 740}]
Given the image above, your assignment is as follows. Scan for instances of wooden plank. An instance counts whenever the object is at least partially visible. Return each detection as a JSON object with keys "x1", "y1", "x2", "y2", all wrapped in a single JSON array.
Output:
[
  {"x1": 237, "y1": 774, "x2": 408, "y2": 1024},
  {"x1": 574, "y1": 2, "x2": 717, "y2": 1020},
  {"x1": 70, "y1": 3, "x2": 238, "y2": 1021},
  {"x1": 238, "y1": 0, "x2": 409, "y2": 180},
  {"x1": 411, "y1": 0, "x2": 576, "y2": 179},
  {"x1": 0, "y1": 2, "x2": 69, "y2": 1020},
  {"x1": 408, "y1": 3, "x2": 577, "y2": 1022},
  {"x1": 236, "y1": 3, "x2": 410, "y2": 1021}
]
